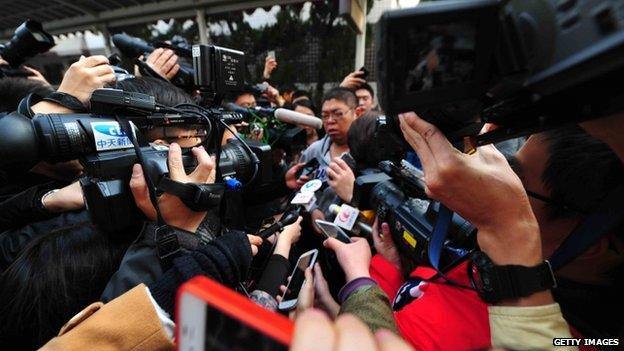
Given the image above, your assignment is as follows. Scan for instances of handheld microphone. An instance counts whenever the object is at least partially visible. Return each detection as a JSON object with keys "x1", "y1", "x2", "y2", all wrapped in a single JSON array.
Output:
[
  {"x1": 257, "y1": 209, "x2": 301, "y2": 239},
  {"x1": 329, "y1": 204, "x2": 372, "y2": 237},
  {"x1": 274, "y1": 108, "x2": 322, "y2": 130},
  {"x1": 112, "y1": 34, "x2": 154, "y2": 58}
]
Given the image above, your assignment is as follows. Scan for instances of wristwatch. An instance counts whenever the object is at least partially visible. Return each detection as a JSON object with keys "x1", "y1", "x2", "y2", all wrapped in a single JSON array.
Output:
[
  {"x1": 468, "y1": 251, "x2": 557, "y2": 304},
  {"x1": 43, "y1": 92, "x2": 87, "y2": 112}
]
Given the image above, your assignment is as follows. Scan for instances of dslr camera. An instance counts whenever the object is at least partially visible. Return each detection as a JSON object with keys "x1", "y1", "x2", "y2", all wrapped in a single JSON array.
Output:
[{"x1": 0, "y1": 20, "x2": 55, "y2": 77}]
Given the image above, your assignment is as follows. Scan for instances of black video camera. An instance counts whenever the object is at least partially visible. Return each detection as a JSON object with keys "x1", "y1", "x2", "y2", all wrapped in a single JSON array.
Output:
[
  {"x1": 376, "y1": 0, "x2": 624, "y2": 148},
  {"x1": 0, "y1": 88, "x2": 272, "y2": 233},
  {"x1": 353, "y1": 160, "x2": 476, "y2": 272},
  {"x1": 0, "y1": 20, "x2": 55, "y2": 77}
]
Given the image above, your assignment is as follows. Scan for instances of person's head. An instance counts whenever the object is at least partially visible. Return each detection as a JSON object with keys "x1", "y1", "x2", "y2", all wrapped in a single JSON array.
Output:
[
  {"x1": 292, "y1": 99, "x2": 320, "y2": 139},
  {"x1": 115, "y1": 76, "x2": 193, "y2": 107},
  {"x1": 234, "y1": 91, "x2": 257, "y2": 108},
  {"x1": 0, "y1": 77, "x2": 54, "y2": 112},
  {"x1": 291, "y1": 90, "x2": 311, "y2": 104},
  {"x1": 116, "y1": 77, "x2": 207, "y2": 148},
  {"x1": 355, "y1": 83, "x2": 375, "y2": 112},
  {"x1": 321, "y1": 87, "x2": 358, "y2": 146},
  {"x1": 348, "y1": 110, "x2": 384, "y2": 170},
  {"x1": 280, "y1": 84, "x2": 296, "y2": 104},
  {"x1": 0, "y1": 220, "x2": 127, "y2": 349},
  {"x1": 508, "y1": 126, "x2": 624, "y2": 283}
]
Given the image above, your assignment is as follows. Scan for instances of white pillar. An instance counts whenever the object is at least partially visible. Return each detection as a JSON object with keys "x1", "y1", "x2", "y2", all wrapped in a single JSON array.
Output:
[
  {"x1": 99, "y1": 25, "x2": 113, "y2": 56},
  {"x1": 196, "y1": 9, "x2": 209, "y2": 45},
  {"x1": 354, "y1": 0, "x2": 368, "y2": 70}
]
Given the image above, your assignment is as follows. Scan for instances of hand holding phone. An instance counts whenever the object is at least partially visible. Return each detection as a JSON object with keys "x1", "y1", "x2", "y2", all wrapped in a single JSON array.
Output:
[
  {"x1": 315, "y1": 219, "x2": 352, "y2": 244},
  {"x1": 278, "y1": 249, "x2": 319, "y2": 311},
  {"x1": 322, "y1": 236, "x2": 373, "y2": 283},
  {"x1": 295, "y1": 158, "x2": 319, "y2": 179}
]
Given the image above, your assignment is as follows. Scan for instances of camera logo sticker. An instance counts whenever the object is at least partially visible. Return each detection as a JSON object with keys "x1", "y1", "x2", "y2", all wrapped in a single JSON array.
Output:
[
  {"x1": 301, "y1": 179, "x2": 322, "y2": 193},
  {"x1": 333, "y1": 204, "x2": 359, "y2": 231},
  {"x1": 91, "y1": 122, "x2": 133, "y2": 152}
]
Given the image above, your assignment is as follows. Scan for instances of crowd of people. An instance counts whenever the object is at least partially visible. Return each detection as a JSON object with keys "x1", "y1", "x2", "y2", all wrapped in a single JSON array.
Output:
[{"x1": 0, "y1": 29, "x2": 622, "y2": 351}]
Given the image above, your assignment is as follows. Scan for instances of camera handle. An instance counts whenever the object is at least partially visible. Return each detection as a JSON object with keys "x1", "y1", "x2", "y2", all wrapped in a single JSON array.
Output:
[
  {"x1": 157, "y1": 176, "x2": 225, "y2": 212},
  {"x1": 114, "y1": 114, "x2": 182, "y2": 268}
]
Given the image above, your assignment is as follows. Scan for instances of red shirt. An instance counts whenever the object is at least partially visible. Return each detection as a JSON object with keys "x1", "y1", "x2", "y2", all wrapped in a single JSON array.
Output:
[{"x1": 370, "y1": 254, "x2": 491, "y2": 351}]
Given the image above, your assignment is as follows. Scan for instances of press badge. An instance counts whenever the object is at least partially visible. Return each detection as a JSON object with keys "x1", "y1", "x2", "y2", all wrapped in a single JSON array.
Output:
[{"x1": 91, "y1": 122, "x2": 134, "y2": 152}]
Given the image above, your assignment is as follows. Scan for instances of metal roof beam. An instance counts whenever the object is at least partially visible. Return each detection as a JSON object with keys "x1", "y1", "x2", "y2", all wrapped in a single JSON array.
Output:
[{"x1": 1, "y1": 0, "x2": 305, "y2": 38}]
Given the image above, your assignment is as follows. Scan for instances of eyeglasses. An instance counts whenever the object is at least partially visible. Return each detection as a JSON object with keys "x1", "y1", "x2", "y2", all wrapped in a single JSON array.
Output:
[
  {"x1": 321, "y1": 108, "x2": 352, "y2": 122},
  {"x1": 525, "y1": 190, "x2": 589, "y2": 215}
]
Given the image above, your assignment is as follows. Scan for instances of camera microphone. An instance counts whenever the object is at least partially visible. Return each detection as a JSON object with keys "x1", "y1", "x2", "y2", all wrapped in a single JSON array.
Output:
[
  {"x1": 274, "y1": 108, "x2": 322, "y2": 130},
  {"x1": 225, "y1": 103, "x2": 322, "y2": 130}
]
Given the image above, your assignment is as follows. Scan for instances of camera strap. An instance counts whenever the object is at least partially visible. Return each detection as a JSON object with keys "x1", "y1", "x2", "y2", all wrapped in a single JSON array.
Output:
[
  {"x1": 157, "y1": 176, "x2": 225, "y2": 212},
  {"x1": 114, "y1": 115, "x2": 182, "y2": 267},
  {"x1": 549, "y1": 184, "x2": 624, "y2": 270},
  {"x1": 428, "y1": 203, "x2": 453, "y2": 270}
]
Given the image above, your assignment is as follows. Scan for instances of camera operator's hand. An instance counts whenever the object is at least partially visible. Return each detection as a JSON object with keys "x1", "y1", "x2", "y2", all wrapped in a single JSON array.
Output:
[
  {"x1": 327, "y1": 157, "x2": 355, "y2": 203},
  {"x1": 263, "y1": 82, "x2": 284, "y2": 106},
  {"x1": 340, "y1": 70, "x2": 366, "y2": 90},
  {"x1": 24, "y1": 66, "x2": 50, "y2": 86},
  {"x1": 130, "y1": 143, "x2": 216, "y2": 233},
  {"x1": 57, "y1": 55, "x2": 116, "y2": 107},
  {"x1": 41, "y1": 181, "x2": 85, "y2": 213},
  {"x1": 398, "y1": 112, "x2": 542, "y2": 268},
  {"x1": 323, "y1": 237, "x2": 372, "y2": 283},
  {"x1": 145, "y1": 48, "x2": 180, "y2": 81},
  {"x1": 285, "y1": 163, "x2": 310, "y2": 189},
  {"x1": 263, "y1": 55, "x2": 277, "y2": 80},
  {"x1": 372, "y1": 219, "x2": 400, "y2": 270},
  {"x1": 291, "y1": 310, "x2": 413, "y2": 351},
  {"x1": 313, "y1": 263, "x2": 340, "y2": 318}
]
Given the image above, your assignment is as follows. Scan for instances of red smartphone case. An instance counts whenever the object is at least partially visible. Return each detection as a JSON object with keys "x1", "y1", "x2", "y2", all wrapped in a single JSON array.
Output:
[{"x1": 176, "y1": 276, "x2": 294, "y2": 348}]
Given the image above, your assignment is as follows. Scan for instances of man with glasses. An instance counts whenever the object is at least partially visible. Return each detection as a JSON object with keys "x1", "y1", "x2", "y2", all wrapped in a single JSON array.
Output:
[{"x1": 285, "y1": 88, "x2": 363, "y2": 189}]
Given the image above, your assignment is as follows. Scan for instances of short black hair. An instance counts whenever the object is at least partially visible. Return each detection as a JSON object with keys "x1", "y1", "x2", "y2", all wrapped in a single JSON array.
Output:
[
  {"x1": 348, "y1": 110, "x2": 384, "y2": 169},
  {"x1": 322, "y1": 87, "x2": 357, "y2": 109},
  {"x1": 356, "y1": 82, "x2": 375, "y2": 99},
  {"x1": 292, "y1": 98, "x2": 318, "y2": 116},
  {"x1": 0, "y1": 78, "x2": 54, "y2": 112},
  {"x1": 541, "y1": 126, "x2": 623, "y2": 218},
  {"x1": 225, "y1": 85, "x2": 257, "y2": 103},
  {"x1": 116, "y1": 77, "x2": 193, "y2": 106},
  {"x1": 292, "y1": 90, "x2": 310, "y2": 101},
  {"x1": 280, "y1": 84, "x2": 296, "y2": 94}
]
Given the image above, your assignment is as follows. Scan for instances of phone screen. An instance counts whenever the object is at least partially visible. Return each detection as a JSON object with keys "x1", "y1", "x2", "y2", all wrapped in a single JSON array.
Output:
[
  {"x1": 203, "y1": 303, "x2": 287, "y2": 351},
  {"x1": 315, "y1": 220, "x2": 352, "y2": 243},
  {"x1": 281, "y1": 252, "x2": 315, "y2": 302}
]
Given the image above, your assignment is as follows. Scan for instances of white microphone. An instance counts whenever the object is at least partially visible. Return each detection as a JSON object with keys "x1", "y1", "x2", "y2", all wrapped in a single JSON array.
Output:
[
  {"x1": 329, "y1": 204, "x2": 373, "y2": 237},
  {"x1": 274, "y1": 108, "x2": 323, "y2": 130}
]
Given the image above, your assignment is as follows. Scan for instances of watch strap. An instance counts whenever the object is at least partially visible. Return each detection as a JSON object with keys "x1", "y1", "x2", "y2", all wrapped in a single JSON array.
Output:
[
  {"x1": 43, "y1": 92, "x2": 87, "y2": 112},
  {"x1": 469, "y1": 251, "x2": 557, "y2": 303}
]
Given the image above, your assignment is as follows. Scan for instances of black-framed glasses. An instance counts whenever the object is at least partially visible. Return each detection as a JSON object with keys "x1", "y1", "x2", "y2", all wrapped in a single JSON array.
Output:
[
  {"x1": 525, "y1": 190, "x2": 589, "y2": 215},
  {"x1": 321, "y1": 108, "x2": 352, "y2": 121}
]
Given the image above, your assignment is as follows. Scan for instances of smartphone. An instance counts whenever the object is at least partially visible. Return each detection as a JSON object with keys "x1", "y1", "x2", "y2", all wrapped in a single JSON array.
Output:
[
  {"x1": 177, "y1": 276, "x2": 293, "y2": 351},
  {"x1": 315, "y1": 219, "x2": 352, "y2": 244},
  {"x1": 268, "y1": 50, "x2": 276, "y2": 60},
  {"x1": 278, "y1": 249, "x2": 319, "y2": 311},
  {"x1": 295, "y1": 158, "x2": 319, "y2": 179}
]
